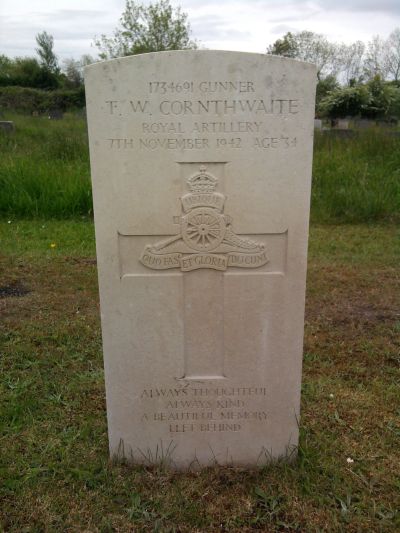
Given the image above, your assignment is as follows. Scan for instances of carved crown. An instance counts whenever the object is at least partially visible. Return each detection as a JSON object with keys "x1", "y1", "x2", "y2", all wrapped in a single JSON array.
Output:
[{"x1": 187, "y1": 166, "x2": 218, "y2": 193}]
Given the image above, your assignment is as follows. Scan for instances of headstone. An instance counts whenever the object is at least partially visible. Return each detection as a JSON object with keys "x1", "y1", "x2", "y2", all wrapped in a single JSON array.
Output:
[
  {"x1": 335, "y1": 118, "x2": 349, "y2": 130},
  {"x1": 48, "y1": 108, "x2": 63, "y2": 120},
  {"x1": 314, "y1": 119, "x2": 322, "y2": 129},
  {"x1": 0, "y1": 121, "x2": 15, "y2": 133},
  {"x1": 376, "y1": 119, "x2": 396, "y2": 128},
  {"x1": 324, "y1": 129, "x2": 355, "y2": 138},
  {"x1": 355, "y1": 118, "x2": 375, "y2": 129},
  {"x1": 85, "y1": 51, "x2": 316, "y2": 469}
]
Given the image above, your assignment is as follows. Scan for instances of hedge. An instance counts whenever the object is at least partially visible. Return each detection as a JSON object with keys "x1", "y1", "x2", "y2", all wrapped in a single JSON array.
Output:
[{"x1": 0, "y1": 86, "x2": 85, "y2": 113}]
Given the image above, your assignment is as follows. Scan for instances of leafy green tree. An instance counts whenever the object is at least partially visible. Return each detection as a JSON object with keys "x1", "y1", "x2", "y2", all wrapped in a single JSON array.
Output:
[
  {"x1": 365, "y1": 75, "x2": 396, "y2": 116},
  {"x1": 35, "y1": 31, "x2": 59, "y2": 74},
  {"x1": 316, "y1": 75, "x2": 339, "y2": 105},
  {"x1": 386, "y1": 85, "x2": 400, "y2": 115},
  {"x1": 266, "y1": 32, "x2": 298, "y2": 58},
  {"x1": 318, "y1": 85, "x2": 371, "y2": 117},
  {"x1": 318, "y1": 76, "x2": 400, "y2": 118},
  {"x1": 0, "y1": 55, "x2": 13, "y2": 85},
  {"x1": 94, "y1": 0, "x2": 197, "y2": 59},
  {"x1": 0, "y1": 56, "x2": 59, "y2": 89}
]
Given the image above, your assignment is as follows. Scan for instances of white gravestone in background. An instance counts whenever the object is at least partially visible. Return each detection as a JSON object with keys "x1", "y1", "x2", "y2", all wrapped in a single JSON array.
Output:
[{"x1": 85, "y1": 51, "x2": 316, "y2": 469}]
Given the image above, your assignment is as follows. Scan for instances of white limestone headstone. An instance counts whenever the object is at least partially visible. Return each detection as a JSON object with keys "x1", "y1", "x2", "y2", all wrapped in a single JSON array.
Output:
[{"x1": 85, "y1": 51, "x2": 316, "y2": 469}]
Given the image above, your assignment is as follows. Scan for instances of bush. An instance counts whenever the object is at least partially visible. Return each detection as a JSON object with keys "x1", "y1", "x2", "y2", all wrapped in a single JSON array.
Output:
[
  {"x1": 0, "y1": 86, "x2": 85, "y2": 113},
  {"x1": 0, "y1": 56, "x2": 60, "y2": 90},
  {"x1": 318, "y1": 77, "x2": 400, "y2": 119},
  {"x1": 318, "y1": 85, "x2": 371, "y2": 117}
]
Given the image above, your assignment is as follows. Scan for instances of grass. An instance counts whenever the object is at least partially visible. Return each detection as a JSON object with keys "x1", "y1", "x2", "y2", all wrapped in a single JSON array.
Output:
[
  {"x1": 0, "y1": 113, "x2": 91, "y2": 218},
  {"x1": 312, "y1": 131, "x2": 400, "y2": 223},
  {"x1": 1, "y1": 114, "x2": 400, "y2": 223},
  {"x1": 1, "y1": 220, "x2": 399, "y2": 531}
]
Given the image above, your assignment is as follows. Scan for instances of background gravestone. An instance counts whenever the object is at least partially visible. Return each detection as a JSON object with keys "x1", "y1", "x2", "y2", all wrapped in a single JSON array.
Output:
[
  {"x1": 336, "y1": 118, "x2": 350, "y2": 130},
  {"x1": 0, "y1": 121, "x2": 15, "y2": 133},
  {"x1": 85, "y1": 51, "x2": 316, "y2": 469},
  {"x1": 48, "y1": 109, "x2": 63, "y2": 120},
  {"x1": 355, "y1": 118, "x2": 375, "y2": 129}
]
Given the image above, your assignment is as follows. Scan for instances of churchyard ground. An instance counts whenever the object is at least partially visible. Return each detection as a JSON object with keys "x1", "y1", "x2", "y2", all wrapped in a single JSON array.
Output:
[{"x1": 0, "y1": 114, "x2": 399, "y2": 532}]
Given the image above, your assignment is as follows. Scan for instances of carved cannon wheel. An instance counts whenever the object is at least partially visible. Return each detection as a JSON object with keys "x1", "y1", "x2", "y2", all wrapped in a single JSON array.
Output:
[{"x1": 181, "y1": 207, "x2": 226, "y2": 251}]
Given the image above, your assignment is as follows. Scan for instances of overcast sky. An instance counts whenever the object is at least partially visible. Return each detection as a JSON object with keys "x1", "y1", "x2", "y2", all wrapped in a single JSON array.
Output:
[{"x1": 1, "y1": 0, "x2": 400, "y2": 62}]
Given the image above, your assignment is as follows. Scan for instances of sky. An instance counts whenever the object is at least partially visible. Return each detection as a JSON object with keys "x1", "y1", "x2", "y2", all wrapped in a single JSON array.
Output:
[{"x1": 1, "y1": 0, "x2": 400, "y2": 62}]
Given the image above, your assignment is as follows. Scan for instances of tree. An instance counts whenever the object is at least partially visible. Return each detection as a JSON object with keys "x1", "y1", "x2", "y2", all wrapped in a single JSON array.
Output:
[
  {"x1": 266, "y1": 32, "x2": 298, "y2": 58},
  {"x1": 62, "y1": 58, "x2": 83, "y2": 88},
  {"x1": 318, "y1": 85, "x2": 371, "y2": 117},
  {"x1": 80, "y1": 54, "x2": 95, "y2": 68},
  {"x1": 365, "y1": 75, "x2": 395, "y2": 116},
  {"x1": 384, "y1": 28, "x2": 400, "y2": 82},
  {"x1": 35, "y1": 31, "x2": 59, "y2": 74},
  {"x1": 337, "y1": 41, "x2": 365, "y2": 86},
  {"x1": 62, "y1": 55, "x2": 95, "y2": 88},
  {"x1": 0, "y1": 55, "x2": 13, "y2": 85},
  {"x1": 94, "y1": 0, "x2": 197, "y2": 59},
  {"x1": 317, "y1": 76, "x2": 400, "y2": 119},
  {"x1": 364, "y1": 35, "x2": 387, "y2": 80},
  {"x1": 316, "y1": 75, "x2": 339, "y2": 105},
  {"x1": 0, "y1": 56, "x2": 59, "y2": 89},
  {"x1": 267, "y1": 31, "x2": 337, "y2": 80}
]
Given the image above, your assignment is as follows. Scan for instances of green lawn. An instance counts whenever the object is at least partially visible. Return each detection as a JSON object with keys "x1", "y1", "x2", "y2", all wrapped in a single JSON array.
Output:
[{"x1": 1, "y1": 220, "x2": 399, "y2": 532}]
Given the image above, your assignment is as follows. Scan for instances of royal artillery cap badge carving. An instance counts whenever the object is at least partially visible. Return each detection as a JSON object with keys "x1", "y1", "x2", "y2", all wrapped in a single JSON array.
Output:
[{"x1": 140, "y1": 166, "x2": 269, "y2": 271}]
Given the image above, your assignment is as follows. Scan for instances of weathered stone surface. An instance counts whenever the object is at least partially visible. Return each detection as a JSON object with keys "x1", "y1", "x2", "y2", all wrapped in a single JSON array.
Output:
[{"x1": 85, "y1": 51, "x2": 316, "y2": 469}]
